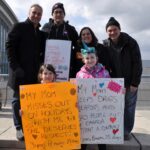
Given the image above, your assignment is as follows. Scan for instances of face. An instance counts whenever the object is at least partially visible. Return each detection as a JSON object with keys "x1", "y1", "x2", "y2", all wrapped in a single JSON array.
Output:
[
  {"x1": 106, "y1": 25, "x2": 121, "y2": 42},
  {"x1": 28, "y1": 6, "x2": 42, "y2": 25},
  {"x1": 81, "y1": 29, "x2": 92, "y2": 44},
  {"x1": 41, "y1": 68, "x2": 55, "y2": 83},
  {"x1": 83, "y1": 53, "x2": 98, "y2": 68},
  {"x1": 52, "y1": 8, "x2": 65, "y2": 24}
]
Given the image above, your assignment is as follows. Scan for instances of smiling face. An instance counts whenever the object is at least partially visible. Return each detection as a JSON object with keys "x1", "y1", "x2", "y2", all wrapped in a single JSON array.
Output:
[
  {"x1": 83, "y1": 53, "x2": 98, "y2": 69},
  {"x1": 41, "y1": 68, "x2": 55, "y2": 83},
  {"x1": 28, "y1": 6, "x2": 42, "y2": 26},
  {"x1": 81, "y1": 28, "x2": 93, "y2": 44},
  {"x1": 106, "y1": 25, "x2": 121, "y2": 42},
  {"x1": 52, "y1": 8, "x2": 65, "y2": 24}
]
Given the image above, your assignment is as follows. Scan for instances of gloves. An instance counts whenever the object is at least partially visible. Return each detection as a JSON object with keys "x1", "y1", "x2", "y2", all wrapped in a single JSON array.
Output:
[{"x1": 14, "y1": 67, "x2": 25, "y2": 78}]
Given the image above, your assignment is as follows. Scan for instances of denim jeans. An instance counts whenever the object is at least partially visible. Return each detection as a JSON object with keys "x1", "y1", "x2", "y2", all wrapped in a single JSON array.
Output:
[
  {"x1": 124, "y1": 88, "x2": 138, "y2": 135},
  {"x1": 12, "y1": 90, "x2": 22, "y2": 129}
]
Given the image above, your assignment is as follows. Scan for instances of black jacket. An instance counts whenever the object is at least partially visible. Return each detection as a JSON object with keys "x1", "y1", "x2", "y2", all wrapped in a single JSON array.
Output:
[
  {"x1": 6, "y1": 19, "x2": 46, "y2": 91},
  {"x1": 42, "y1": 19, "x2": 78, "y2": 77},
  {"x1": 103, "y1": 32, "x2": 142, "y2": 87}
]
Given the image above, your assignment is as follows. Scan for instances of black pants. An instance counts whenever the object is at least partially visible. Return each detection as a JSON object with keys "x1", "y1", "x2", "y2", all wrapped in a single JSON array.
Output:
[{"x1": 81, "y1": 144, "x2": 106, "y2": 150}]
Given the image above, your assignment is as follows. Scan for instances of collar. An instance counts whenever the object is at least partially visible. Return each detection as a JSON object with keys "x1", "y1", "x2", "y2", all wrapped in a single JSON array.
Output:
[{"x1": 26, "y1": 18, "x2": 41, "y2": 28}]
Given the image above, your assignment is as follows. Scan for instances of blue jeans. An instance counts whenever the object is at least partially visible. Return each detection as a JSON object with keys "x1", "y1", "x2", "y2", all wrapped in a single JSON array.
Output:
[
  {"x1": 124, "y1": 88, "x2": 138, "y2": 135},
  {"x1": 12, "y1": 90, "x2": 22, "y2": 129}
]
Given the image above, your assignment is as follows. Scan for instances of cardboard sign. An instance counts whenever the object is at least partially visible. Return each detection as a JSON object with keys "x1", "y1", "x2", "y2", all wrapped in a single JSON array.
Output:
[
  {"x1": 20, "y1": 82, "x2": 80, "y2": 150},
  {"x1": 44, "y1": 40, "x2": 71, "y2": 81},
  {"x1": 77, "y1": 78, "x2": 125, "y2": 144}
]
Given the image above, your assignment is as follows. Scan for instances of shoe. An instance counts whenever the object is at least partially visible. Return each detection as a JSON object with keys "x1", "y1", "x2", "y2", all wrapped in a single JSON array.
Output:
[
  {"x1": 124, "y1": 133, "x2": 132, "y2": 141},
  {"x1": 16, "y1": 129, "x2": 24, "y2": 141}
]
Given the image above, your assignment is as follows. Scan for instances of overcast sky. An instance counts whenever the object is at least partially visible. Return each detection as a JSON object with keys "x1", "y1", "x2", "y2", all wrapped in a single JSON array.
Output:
[{"x1": 5, "y1": 0, "x2": 150, "y2": 60}]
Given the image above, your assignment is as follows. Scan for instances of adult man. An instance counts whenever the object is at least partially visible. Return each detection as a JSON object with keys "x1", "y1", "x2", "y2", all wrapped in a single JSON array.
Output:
[
  {"x1": 6, "y1": 4, "x2": 46, "y2": 141},
  {"x1": 42, "y1": 2, "x2": 78, "y2": 77},
  {"x1": 103, "y1": 17, "x2": 142, "y2": 140}
]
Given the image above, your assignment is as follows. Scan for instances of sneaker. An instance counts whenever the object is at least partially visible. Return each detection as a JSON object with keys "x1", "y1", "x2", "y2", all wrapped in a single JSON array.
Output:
[
  {"x1": 124, "y1": 134, "x2": 132, "y2": 141},
  {"x1": 16, "y1": 129, "x2": 24, "y2": 141}
]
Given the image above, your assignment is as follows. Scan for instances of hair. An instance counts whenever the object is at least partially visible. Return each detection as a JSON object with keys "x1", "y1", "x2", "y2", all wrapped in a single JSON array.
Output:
[
  {"x1": 30, "y1": 4, "x2": 43, "y2": 12},
  {"x1": 38, "y1": 64, "x2": 56, "y2": 82},
  {"x1": 79, "y1": 27, "x2": 98, "y2": 46}
]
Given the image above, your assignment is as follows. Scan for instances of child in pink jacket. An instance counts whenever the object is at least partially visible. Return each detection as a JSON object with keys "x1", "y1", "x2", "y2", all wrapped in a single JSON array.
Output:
[
  {"x1": 76, "y1": 42, "x2": 110, "y2": 79},
  {"x1": 76, "y1": 42, "x2": 109, "y2": 150}
]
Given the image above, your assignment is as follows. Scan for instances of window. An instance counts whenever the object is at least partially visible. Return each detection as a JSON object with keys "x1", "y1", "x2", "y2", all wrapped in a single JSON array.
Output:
[{"x1": 0, "y1": 18, "x2": 9, "y2": 74}]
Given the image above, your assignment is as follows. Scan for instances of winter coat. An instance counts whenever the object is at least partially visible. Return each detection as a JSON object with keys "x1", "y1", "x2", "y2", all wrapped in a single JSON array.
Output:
[
  {"x1": 103, "y1": 32, "x2": 142, "y2": 87},
  {"x1": 76, "y1": 63, "x2": 110, "y2": 78},
  {"x1": 6, "y1": 19, "x2": 46, "y2": 91},
  {"x1": 42, "y1": 19, "x2": 78, "y2": 77}
]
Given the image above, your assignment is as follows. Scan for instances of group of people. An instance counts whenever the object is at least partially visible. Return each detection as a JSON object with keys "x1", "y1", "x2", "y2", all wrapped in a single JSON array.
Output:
[{"x1": 6, "y1": 2, "x2": 142, "y2": 150}]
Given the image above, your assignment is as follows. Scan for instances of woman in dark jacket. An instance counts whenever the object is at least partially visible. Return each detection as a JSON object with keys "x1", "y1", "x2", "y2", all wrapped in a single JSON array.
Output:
[{"x1": 76, "y1": 27, "x2": 110, "y2": 74}]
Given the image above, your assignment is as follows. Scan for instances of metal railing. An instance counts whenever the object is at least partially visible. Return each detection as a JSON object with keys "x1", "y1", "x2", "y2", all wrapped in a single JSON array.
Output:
[
  {"x1": 0, "y1": 74, "x2": 8, "y2": 109},
  {"x1": 0, "y1": 74, "x2": 8, "y2": 82}
]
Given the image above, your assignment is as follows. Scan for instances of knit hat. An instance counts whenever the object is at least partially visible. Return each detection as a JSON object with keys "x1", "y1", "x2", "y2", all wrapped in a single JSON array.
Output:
[
  {"x1": 106, "y1": 17, "x2": 121, "y2": 30},
  {"x1": 51, "y1": 2, "x2": 65, "y2": 15}
]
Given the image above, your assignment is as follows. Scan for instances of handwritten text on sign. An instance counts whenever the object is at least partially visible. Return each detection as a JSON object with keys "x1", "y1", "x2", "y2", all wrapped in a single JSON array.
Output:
[
  {"x1": 77, "y1": 78, "x2": 125, "y2": 144},
  {"x1": 20, "y1": 82, "x2": 80, "y2": 150},
  {"x1": 44, "y1": 40, "x2": 71, "y2": 81}
]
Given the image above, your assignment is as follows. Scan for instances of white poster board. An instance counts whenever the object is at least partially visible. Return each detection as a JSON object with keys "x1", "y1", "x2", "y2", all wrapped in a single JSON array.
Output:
[
  {"x1": 44, "y1": 40, "x2": 71, "y2": 81},
  {"x1": 77, "y1": 78, "x2": 125, "y2": 144}
]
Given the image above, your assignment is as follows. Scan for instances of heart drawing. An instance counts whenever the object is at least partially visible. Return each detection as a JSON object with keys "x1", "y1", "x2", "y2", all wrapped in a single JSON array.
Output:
[
  {"x1": 93, "y1": 93, "x2": 97, "y2": 96},
  {"x1": 32, "y1": 134, "x2": 38, "y2": 139},
  {"x1": 99, "y1": 83, "x2": 104, "y2": 88},
  {"x1": 112, "y1": 129, "x2": 119, "y2": 135},
  {"x1": 110, "y1": 117, "x2": 116, "y2": 123}
]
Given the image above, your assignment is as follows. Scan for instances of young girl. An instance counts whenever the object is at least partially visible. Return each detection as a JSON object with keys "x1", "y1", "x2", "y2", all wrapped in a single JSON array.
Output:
[
  {"x1": 76, "y1": 42, "x2": 110, "y2": 79},
  {"x1": 38, "y1": 64, "x2": 56, "y2": 83},
  {"x1": 19, "y1": 64, "x2": 56, "y2": 140},
  {"x1": 76, "y1": 43, "x2": 109, "y2": 150}
]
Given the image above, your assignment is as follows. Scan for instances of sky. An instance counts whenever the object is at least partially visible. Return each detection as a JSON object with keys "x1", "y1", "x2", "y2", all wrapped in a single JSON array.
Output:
[{"x1": 5, "y1": 0, "x2": 150, "y2": 60}]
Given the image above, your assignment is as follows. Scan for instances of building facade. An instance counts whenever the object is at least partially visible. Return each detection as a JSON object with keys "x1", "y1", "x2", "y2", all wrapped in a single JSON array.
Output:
[{"x1": 0, "y1": 0, "x2": 18, "y2": 75}]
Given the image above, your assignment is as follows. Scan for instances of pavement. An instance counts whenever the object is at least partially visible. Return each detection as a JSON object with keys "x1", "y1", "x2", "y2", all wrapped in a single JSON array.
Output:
[{"x1": 0, "y1": 100, "x2": 150, "y2": 150}]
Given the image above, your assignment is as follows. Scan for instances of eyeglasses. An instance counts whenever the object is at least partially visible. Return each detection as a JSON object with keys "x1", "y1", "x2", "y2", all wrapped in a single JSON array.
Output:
[{"x1": 53, "y1": 11, "x2": 64, "y2": 15}]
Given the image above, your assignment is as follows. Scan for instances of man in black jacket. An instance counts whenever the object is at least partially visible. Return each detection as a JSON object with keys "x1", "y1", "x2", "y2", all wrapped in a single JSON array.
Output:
[
  {"x1": 103, "y1": 17, "x2": 142, "y2": 140},
  {"x1": 42, "y1": 2, "x2": 78, "y2": 78},
  {"x1": 6, "y1": 4, "x2": 46, "y2": 141}
]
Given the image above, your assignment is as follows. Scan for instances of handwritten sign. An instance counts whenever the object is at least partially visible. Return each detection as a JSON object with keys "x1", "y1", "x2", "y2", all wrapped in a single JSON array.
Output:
[
  {"x1": 44, "y1": 40, "x2": 71, "y2": 81},
  {"x1": 20, "y1": 82, "x2": 80, "y2": 150},
  {"x1": 77, "y1": 78, "x2": 125, "y2": 144}
]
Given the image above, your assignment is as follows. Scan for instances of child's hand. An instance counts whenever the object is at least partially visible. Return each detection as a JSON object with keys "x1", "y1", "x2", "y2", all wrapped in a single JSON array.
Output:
[{"x1": 19, "y1": 109, "x2": 23, "y2": 117}]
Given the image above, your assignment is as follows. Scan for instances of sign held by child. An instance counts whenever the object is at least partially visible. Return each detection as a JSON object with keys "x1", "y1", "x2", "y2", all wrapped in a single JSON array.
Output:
[
  {"x1": 77, "y1": 78, "x2": 124, "y2": 144},
  {"x1": 20, "y1": 82, "x2": 81, "y2": 150}
]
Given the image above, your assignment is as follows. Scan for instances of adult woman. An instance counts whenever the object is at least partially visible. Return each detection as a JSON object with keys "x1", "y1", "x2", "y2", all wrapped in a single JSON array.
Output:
[{"x1": 76, "y1": 27, "x2": 110, "y2": 73}]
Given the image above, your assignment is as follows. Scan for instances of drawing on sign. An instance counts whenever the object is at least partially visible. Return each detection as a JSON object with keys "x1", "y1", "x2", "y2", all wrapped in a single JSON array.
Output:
[{"x1": 77, "y1": 78, "x2": 124, "y2": 144}]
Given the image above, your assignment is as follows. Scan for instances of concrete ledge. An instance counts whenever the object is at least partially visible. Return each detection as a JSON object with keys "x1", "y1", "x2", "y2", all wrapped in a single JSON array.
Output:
[
  {"x1": 107, "y1": 134, "x2": 140, "y2": 150},
  {"x1": 134, "y1": 133, "x2": 150, "y2": 150},
  {"x1": 0, "y1": 140, "x2": 25, "y2": 149},
  {"x1": 0, "y1": 136, "x2": 141, "y2": 150}
]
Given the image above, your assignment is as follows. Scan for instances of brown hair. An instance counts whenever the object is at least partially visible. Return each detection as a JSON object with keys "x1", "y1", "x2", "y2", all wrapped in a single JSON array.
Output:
[
  {"x1": 30, "y1": 4, "x2": 43, "y2": 12},
  {"x1": 38, "y1": 64, "x2": 56, "y2": 82}
]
